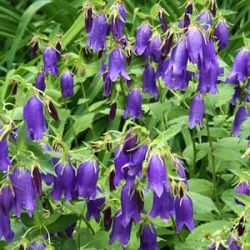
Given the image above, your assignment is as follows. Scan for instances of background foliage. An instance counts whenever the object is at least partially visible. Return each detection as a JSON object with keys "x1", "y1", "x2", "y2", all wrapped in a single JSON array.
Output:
[{"x1": 0, "y1": 0, "x2": 250, "y2": 249}]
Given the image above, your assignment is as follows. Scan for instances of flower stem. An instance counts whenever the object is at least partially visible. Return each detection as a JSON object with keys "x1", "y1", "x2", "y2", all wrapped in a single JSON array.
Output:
[
  {"x1": 205, "y1": 116, "x2": 219, "y2": 207},
  {"x1": 191, "y1": 129, "x2": 197, "y2": 177}
]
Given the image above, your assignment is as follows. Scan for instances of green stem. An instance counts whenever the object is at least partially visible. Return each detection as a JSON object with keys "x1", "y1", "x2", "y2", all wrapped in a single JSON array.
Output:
[
  {"x1": 171, "y1": 216, "x2": 183, "y2": 243},
  {"x1": 205, "y1": 116, "x2": 219, "y2": 207},
  {"x1": 191, "y1": 129, "x2": 197, "y2": 177}
]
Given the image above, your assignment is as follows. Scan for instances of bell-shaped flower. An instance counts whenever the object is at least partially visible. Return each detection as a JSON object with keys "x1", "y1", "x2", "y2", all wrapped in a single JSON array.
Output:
[
  {"x1": 197, "y1": 10, "x2": 212, "y2": 30},
  {"x1": 159, "y1": 11, "x2": 168, "y2": 33},
  {"x1": 23, "y1": 95, "x2": 47, "y2": 140},
  {"x1": 139, "y1": 223, "x2": 159, "y2": 250},
  {"x1": 32, "y1": 167, "x2": 42, "y2": 197},
  {"x1": 0, "y1": 127, "x2": 11, "y2": 172},
  {"x1": 232, "y1": 106, "x2": 250, "y2": 137},
  {"x1": 76, "y1": 160, "x2": 99, "y2": 199},
  {"x1": 142, "y1": 64, "x2": 158, "y2": 99},
  {"x1": 109, "y1": 210, "x2": 132, "y2": 247},
  {"x1": 235, "y1": 181, "x2": 250, "y2": 205},
  {"x1": 103, "y1": 207, "x2": 112, "y2": 231},
  {"x1": 184, "y1": 3, "x2": 193, "y2": 28},
  {"x1": 109, "y1": 48, "x2": 130, "y2": 82},
  {"x1": 187, "y1": 26, "x2": 204, "y2": 63},
  {"x1": 147, "y1": 153, "x2": 168, "y2": 197},
  {"x1": 52, "y1": 161, "x2": 76, "y2": 202},
  {"x1": 161, "y1": 34, "x2": 173, "y2": 59},
  {"x1": 175, "y1": 194, "x2": 195, "y2": 232},
  {"x1": 173, "y1": 157, "x2": 187, "y2": 184},
  {"x1": 0, "y1": 212, "x2": 14, "y2": 242},
  {"x1": 35, "y1": 71, "x2": 46, "y2": 91},
  {"x1": 227, "y1": 48, "x2": 250, "y2": 83},
  {"x1": 87, "y1": 14, "x2": 109, "y2": 52},
  {"x1": 134, "y1": 22, "x2": 151, "y2": 56},
  {"x1": 11, "y1": 168, "x2": 37, "y2": 217},
  {"x1": 43, "y1": 47, "x2": 59, "y2": 77},
  {"x1": 148, "y1": 33, "x2": 162, "y2": 63},
  {"x1": 227, "y1": 236, "x2": 242, "y2": 250},
  {"x1": 214, "y1": 19, "x2": 229, "y2": 50},
  {"x1": 120, "y1": 184, "x2": 142, "y2": 226},
  {"x1": 123, "y1": 88, "x2": 142, "y2": 120},
  {"x1": 0, "y1": 185, "x2": 15, "y2": 215},
  {"x1": 123, "y1": 131, "x2": 138, "y2": 154},
  {"x1": 111, "y1": 3, "x2": 126, "y2": 41},
  {"x1": 86, "y1": 197, "x2": 105, "y2": 223},
  {"x1": 150, "y1": 186, "x2": 175, "y2": 220},
  {"x1": 60, "y1": 71, "x2": 74, "y2": 98},
  {"x1": 85, "y1": 7, "x2": 93, "y2": 33},
  {"x1": 189, "y1": 94, "x2": 205, "y2": 129}
]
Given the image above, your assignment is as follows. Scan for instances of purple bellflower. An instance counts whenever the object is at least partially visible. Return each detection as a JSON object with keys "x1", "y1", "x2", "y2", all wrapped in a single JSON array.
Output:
[
  {"x1": 86, "y1": 197, "x2": 105, "y2": 223},
  {"x1": 161, "y1": 33, "x2": 173, "y2": 59},
  {"x1": 142, "y1": 64, "x2": 158, "y2": 99},
  {"x1": 227, "y1": 236, "x2": 242, "y2": 250},
  {"x1": 232, "y1": 106, "x2": 250, "y2": 137},
  {"x1": 109, "y1": 47, "x2": 130, "y2": 82},
  {"x1": 148, "y1": 33, "x2": 162, "y2": 63},
  {"x1": 175, "y1": 194, "x2": 195, "y2": 232},
  {"x1": 197, "y1": 10, "x2": 212, "y2": 30},
  {"x1": 0, "y1": 127, "x2": 11, "y2": 172},
  {"x1": 43, "y1": 47, "x2": 59, "y2": 77},
  {"x1": 147, "y1": 153, "x2": 168, "y2": 197},
  {"x1": 235, "y1": 181, "x2": 250, "y2": 205},
  {"x1": 122, "y1": 131, "x2": 138, "y2": 154},
  {"x1": 23, "y1": 95, "x2": 47, "y2": 140},
  {"x1": 227, "y1": 48, "x2": 250, "y2": 83},
  {"x1": 52, "y1": 161, "x2": 76, "y2": 202},
  {"x1": 120, "y1": 184, "x2": 142, "y2": 226},
  {"x1": 87, "y1": 14, "x2": 109, "y2": 52},
  {"x1": 35, "y1": 71, "x2": 46, "y2": 91},
  {"x1": 60, "y1": 71, "x2": 74, "y2": 98},
  {"x1": 11, "y1": 168, "x2": 37, "y2": 217},
  {"x1": 0, "y1": 185, "x2": 15, "y2": 215},
  {"x1": 214, "y1": 19, "x2": 229, "y2": 50},
  {"x1": 184, "y1": 3, "x2": 193, "y2": 28},
  {"x1": 134, "y1": 22, "x2": 151, "y2": 56},
  {"x1": 109, "y1": 210, "x2": 132, "y2": 247},
  {"x1": 150, "y1": 186, "x2": 175, "y2": 220},
  {"x1": 139, "y1": 223, "x2": 159, "y2": 250},
  {"x1": 111, "y1": 3, "x2": 127, "y2": 41},
  {"x1": 159, "y1": 11, "x2": 168, "y2": 33},
  {"x1": 85, "y1": 7, "x2": 93, "y2": 33},
  {"x1": 0, "y1": 212, "x2": 14, "y2": 242},
  {"x1": 123, "y1": 88, "x2": 142, "y2": 120},
  {"x1": 189, "y1": 94, "x2": 205, "y2": 129},
  {"x1": 187, "y1": 26, "x2": 204, "y2": 64},
  {"x1": 76, "y1": 160, "x2": 99, "y2": 199}
]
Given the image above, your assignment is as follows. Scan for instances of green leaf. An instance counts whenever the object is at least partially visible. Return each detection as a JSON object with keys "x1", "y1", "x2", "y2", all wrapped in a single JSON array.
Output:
[{"x1": 189, "y1": 179, "x2": 214, "y2": 197}]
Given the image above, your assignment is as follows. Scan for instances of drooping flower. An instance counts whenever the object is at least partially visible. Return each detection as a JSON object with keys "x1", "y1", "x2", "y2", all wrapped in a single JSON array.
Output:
[
  {"x1": 84, "y1": 7, "x2": 93, "y2": 33},
  {"x1": 150, "y1": 187, "x2": 175, "y2": 220},
  {"x1": 189, "y1": 95, "x2": 205, "y2": 129},
  {"x1": 147, "y1": 154, "x2": 168, "y2": 197},
  {"x1": 76, "y1": 160, "x2": 99, "y2": 199},
  {"x1": 173, "y1": 157, "x2": 187, "y2": 183},
  {"x1": 0, "y1": 212, "x2": 14, "y2": 242},
  {"x1": 187, "y1": 26, "x2": 204, "y2": 63},
  {"x1": 109, "y1": 102, "x2": 117, "y2": 121},
  {"x1": 122, "y1": 131, "x2": 138, "y2": 154},
  {"x1": 23, "y1": 95, "x2": 47, "y2": 140},
  {"x1": 183, "y1": 3, "x2": 193, "y2": 28},
  {"x1": 214, "y1": 19, "x2": 229, "y2": 50},
  {"x1": 232, "y1": 106, "x2": 250, "y2": 137},
  {"x1": 28, "y1": 241, "x2": 45, "y2": 250},
  {"x1": 227, "y1": 236, "x2": 242, "y2": 250},
  {"x1": 139, "y1": 223, "x2": 159, "y2": 250},
  {"x1": 86, "y1": 197, "x2": 105, "y2": 223},
  {"x1": 32, "y1": 167, "x2": 42, "y2": 197},
  {"x1": 161, "y1": 33, "x2": 173, "y2": 59},
  {"x1": 52, "y1": 161, "x2": 76, "y2": 202},
  {"x1": 134, "y1": 22, "x2": 151, "y2": 56},
  {"x1": 197, "y1": 10, "x2": 212, "y2": 30},
  {"x1": 148, "y1": 33, "x2": 162, "y2": 63},
  {"x1": 175, "y1": 194, "x2": 195, "y2": 232},
  {"x1": 123, "y1": 88, "x2": 142, "y2": 120},
  {"x1": 235, "y1": 181, "x2": 250, "y2": 205},
  {"x1": 142, "y1": 64, "x2": 158, "y2": 99},
  {"x1": 60, "y1": 71, "x2": 74, "y2": 98},
  {"x1": 87, "y1": 14, "x2": 109, "y2": 52},
  {"x1": 159, "y1": 10, "x2": 168, "y2": 33},
  {"x1": 0, "y1": 185, "x2": 15, "y2": 215},
  {"x1": 227, "y1": 48, "x2": 250, "y2": 84},
  {"x1": 120, "y1": 184, "x2": 142, "y2": 226},
  {"x1": 109, "y1": 210, "x2": 132, "y2": 247},
  {"x1": 108, "y1": 48, "x2": 130, "y2": 82},
  {"x1": 35, "y1": 71, "x2": 46, "y2": 91},
  {"x1": 0, "y1": 127, "x2": 11, "y2": 172},
  {"x1": 111, "y1": 3, "x2": 126, "y2": 41},
  {"x1": 11, "y1": 168, "x2": 37, "y2": 217},
  {"x1": 103, "y1": 207, "x2": 112, "y2": 231},
  {"x1": 43, "y1": 47, "x2": 59, "y2": 77}
]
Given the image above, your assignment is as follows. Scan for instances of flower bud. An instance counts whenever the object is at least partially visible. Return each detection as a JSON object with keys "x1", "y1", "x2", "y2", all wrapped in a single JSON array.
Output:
[
  {"x1": 189, "y1": 95, "x2": 205, "y2": 129},
  {"x1": 43, "y1": 47, "x2": 59, "y2": 77},
  {"x1": 139, "y1": 223, "x2": 159, "y2": 250},
  {"x1": 60, "y1": 71, "x2": 74, "y2": 98},
  {"x1": 35, "y1": 71, "x2": 45, "y2": 91},
  {"x1": 214, "y1": 20, "x2": 229, "y2": 50}
]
